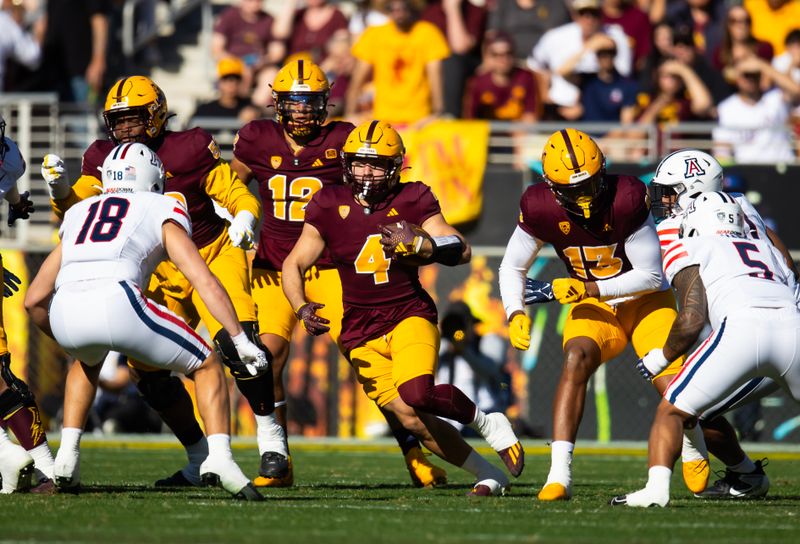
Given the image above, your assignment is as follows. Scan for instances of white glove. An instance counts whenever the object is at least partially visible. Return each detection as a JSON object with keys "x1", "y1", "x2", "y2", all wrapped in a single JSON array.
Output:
[
  {"x1": 231, "y1": 331, "x2": 270, "y2": 376},
  {"x1": 41, "y1": 154, "x2": 70, "y2": 200},
  {"x1": 228, "y1": 210, "x2": 256, "y2": 249},
  {"x1": 635, "y1": 348, "x2": 670, "y2": 381}
]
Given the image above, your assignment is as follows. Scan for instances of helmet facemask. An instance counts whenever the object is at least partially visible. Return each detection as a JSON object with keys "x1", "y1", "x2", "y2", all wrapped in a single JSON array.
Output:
[
  {"x1": 649, "y1": 181, "x2": 685, "y2": 223},
  {"x1": 546, "y1": 168, "x2": 606, "y2": 220},
  {"x1": 103, "y1": 108, "x2": 152, "y2": 144},
  {"x1": 343, "y1": 154, "x2": 402, "y2": 206},
  {"x1": 274, "y1": 92, "x2": 328, "y2": 140}
]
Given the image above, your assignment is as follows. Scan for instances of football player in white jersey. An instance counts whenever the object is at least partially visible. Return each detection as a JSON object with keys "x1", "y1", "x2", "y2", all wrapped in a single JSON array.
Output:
[
  {"x1": 612, "y1": 192, "x2": 800, "y2": 507},
  {"x1": 645, "y1": 149, "x2": 795, "y2": 498},
  {"x1": 0, "y1": 114, "x2": 55, "y2": 494},
  {"x1": 23, "y1": 143, "x2": 268, "y2": 500}
]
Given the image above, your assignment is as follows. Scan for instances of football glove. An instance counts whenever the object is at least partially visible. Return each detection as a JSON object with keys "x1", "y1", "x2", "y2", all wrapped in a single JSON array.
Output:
[
  {"x1": 508, "y1": 312, "x2": 532, "y2": 351},
  {"x1": 379, "y1": 220, "x2": 432, "y2": 258},
  {"x1": 524, "y1": 278, "x2": 554, "y2": 305},
  {"x1": 230, "y1": 331, "x2": 271, "y2": 377},
  {"x1": 7, "y1": 191, "x2": 34, "y2": 226},
  {"x1": 296, "y1": 302, "x2": 330, "y2": 336},
  {"x1": 552, "y1": 278, "x2": 587, "y2": 304},
  {"x1": 41, "y1": 154, "x2": 70, "y2": 200},
  {"x1": 3, "y1": 268, "x2": 21, "y2": 298},
  {"x1": 228, "y1": 210, "x2": 256, "y2": 250},
  {"x1": 635, "y1": 348, "x2": 670, "y2": 381}
]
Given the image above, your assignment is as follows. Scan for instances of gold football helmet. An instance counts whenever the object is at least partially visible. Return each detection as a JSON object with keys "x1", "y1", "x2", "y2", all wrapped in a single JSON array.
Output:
[
  {"x1": 272, "y1": 59, "x2": 330, "y2": 139},
  {"x1": 541, "y1": 128, "x2": 606, "y2": 219},
  {"x1": 342, "y1": 120, "x2": 405, "y2": 204},
  {"x1": 103, "y1": 76, "x2": 168, "y2": 144}
]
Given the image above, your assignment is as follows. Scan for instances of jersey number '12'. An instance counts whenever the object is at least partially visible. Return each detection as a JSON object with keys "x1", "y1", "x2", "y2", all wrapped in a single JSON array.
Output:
[
  {"x1": 75, "y1": 197, "x2": 130, "y2": 244},
  {"x1": 267, "y1": 174, "x2": 323, "y2": 221}
]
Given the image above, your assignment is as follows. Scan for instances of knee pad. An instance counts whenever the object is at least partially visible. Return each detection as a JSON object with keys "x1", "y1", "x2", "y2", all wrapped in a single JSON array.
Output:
[
  {"x1": 215, "y1": 321, "x2": 271, "y2": 380},
  {"x1": 136, "y1": 370, "x2": 186, "y2": 412},
  {"x1": 397, "y1": 375, "x2": 434, "y2": 411},
  {"x1": 0, "y1": 353, "x2": 34, "y2": 406}
]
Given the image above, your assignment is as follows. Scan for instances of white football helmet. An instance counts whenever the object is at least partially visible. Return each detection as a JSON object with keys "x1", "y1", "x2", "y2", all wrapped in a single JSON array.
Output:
[
  {"x1": 650, "y1": 149, "x2": 724, "y2": 221},
  {"x1": 101, "y1": 142, "x2": 164, "y2": 194},
  {"x1": 679, "y1": 191, "x2": 746, "y2": 239}
]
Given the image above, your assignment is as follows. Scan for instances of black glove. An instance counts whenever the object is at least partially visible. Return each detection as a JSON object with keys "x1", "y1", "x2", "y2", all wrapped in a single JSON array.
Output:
[
  {"x1": 524, "y1": 278, "x2": 555, "y2": 305},
  {"x1": 296, "y1": 302, "x2": 330, "y2": 336},
  {"x1": 3, "y1": 268, "x2": 21, "y2": 298},
  {"x1": 8, "y1": 191, "x2": 34, "y2": 226}
]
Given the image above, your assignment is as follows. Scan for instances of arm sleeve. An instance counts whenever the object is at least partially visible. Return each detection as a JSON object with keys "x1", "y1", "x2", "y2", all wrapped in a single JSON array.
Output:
[
  {"x1": 499, "y1": 226, "x2": 544, "y2": 318},
  {"x1": 596, "y1": 215, "x2": 666, "y2": 299},
  {"x1": 50, "y1": 174, "x2": 103, "y2": 219},
  {"x1": 203, "y1": 159, "x2": 261, "y2": 218}
]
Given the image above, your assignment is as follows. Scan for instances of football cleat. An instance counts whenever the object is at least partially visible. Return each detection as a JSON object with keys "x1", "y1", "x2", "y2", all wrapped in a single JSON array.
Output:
[
  {"x1": 467, "y1": 477, "x2": 508, "y2": 497},
  {"x1": 200, "y1": 455, "x2": 263, "y2": 501},
  {"x1": 0, "y1": 442, "x2": 35, "y2": 494},
  {"x1": 53, "y1": 447, "x2": 80, "y2": 491},
  {"x1": 405, "y1": 446, "x2": 447, "y2": 488},
  {"x1": 695, "y1": 459, "x2": 769, "y2": 500},
  {"x1": 609, "y1": 487, "x2": 668, "y2": 508},
  {"x1": 479, "y1": 413, "x2": 525, "y2": 477},
  {"x1": 682, "y1": 458, "x2": 710, "y2": 494},
  {"x1": 154, "y1": 469, "x2": 200, "y2": 488},
  {"x1": 254, "y1": 452, "x2": 293, "y2": 487},
  {"x1": 537, "y1": 482, "x2": 571, "y2": 501}
]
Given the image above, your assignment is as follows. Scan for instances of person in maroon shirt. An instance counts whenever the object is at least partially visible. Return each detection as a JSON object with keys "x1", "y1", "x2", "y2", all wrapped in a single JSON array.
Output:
[
  {"x1": 282, "y1": 120, "x2": 525, "y2": 496},
  {"x1": 711, "y1": 5, "x2": 773, "y2": 79},
  {"x1": 231, "y1": 60, "x2": 448, "y2": 489},
  {"x1": 464, "y1": 32, "x2": 539, "y2": 121},
  {"x1": 602, "y1": 0, "x2": 652, "y2": 73},
  {"x1": 272, "y1": 0, "x2": 349, "y2": 63}
]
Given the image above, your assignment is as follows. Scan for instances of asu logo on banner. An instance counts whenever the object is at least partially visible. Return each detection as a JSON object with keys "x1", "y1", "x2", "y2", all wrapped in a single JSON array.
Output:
[{"x1": 399, "y1": 120, "x2": 490, "y2": 225}]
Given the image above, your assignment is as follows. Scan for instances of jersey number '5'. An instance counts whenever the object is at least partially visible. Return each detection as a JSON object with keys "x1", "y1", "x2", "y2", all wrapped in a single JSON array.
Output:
[{"x1": 75, "y1": 197, "x2": 130, "y2": 244}]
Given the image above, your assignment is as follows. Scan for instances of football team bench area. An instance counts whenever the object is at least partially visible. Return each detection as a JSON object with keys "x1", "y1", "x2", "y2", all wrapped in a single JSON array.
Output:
[{"x1": 2, "y1": 437, "x2": 799, "y2": 544}]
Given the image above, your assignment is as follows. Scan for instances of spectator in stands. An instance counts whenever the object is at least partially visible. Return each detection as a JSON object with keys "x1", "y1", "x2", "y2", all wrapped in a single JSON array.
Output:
[
  {"x1": 487, "y1": 0, "x2": 570, "y2": 65},
  {"x1": 463, "y1": 32, "x2": 539, "y2": 121},
  {"x1": 528, "y1": 0, "x2": 632, "y2": 121},
  {"x1": 346, "y1": 0, "x2": 449, "y2": 126},
  {"x1": 190, "y1": 58, "x2": 261, "y2": 125},
  {"x1": 672, "y1": 24, "x2": 733, "y2": 105},
  {"x1": 637, "y1": 59, "x2": 713, "y2": 125},
  {"x1": 602, "y1": 0, "x2": 651, "y2": 74},
  {"x1": 421, "y1": 0, "x2": 488, "y2": 118},
  {"x1": 580, "y1": 35, "x2": 639, "y2": 123},
  {"x1": 272, "y1": 0, "x2": 349, "y2": 63},
  {"x1": 712, "y1": 5, "x2": 773, "y2": 76},
  {"x1": 772, "y1": 29, "x2": 800, "y2": 156},
  {"x1": 320, "y1": 29, "x2": 355, "y2": 118},
  {"x1": 0, "y1": 4, "x2": 41, "y2": 92},
  {"x1": 40, "y1": 0, "x2": 109, "y2": 104},
  {"x1": 349, "y1": 0, "x2": 389, "y2": 37},
  {"x1": 666, "y1": 0, "x2": 726, "y2": 61},
  {"x1": 713, "y1": 54, "x2": 800, "y2": 163},
  {"x1": 745, "y1": 0, "x2": 800, "y2": 57},
  {"x1": 638, "y1": 21, "x2": 674, "y2": 94},
  {"x1": 212, "y1": 0, "x2": 279, "y2": 96}
]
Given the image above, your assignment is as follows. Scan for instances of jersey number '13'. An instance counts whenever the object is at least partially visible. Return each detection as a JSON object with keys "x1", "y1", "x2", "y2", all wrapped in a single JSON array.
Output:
[{"x1": 75, "y1": 197, "x2": 130, "y2": 244}]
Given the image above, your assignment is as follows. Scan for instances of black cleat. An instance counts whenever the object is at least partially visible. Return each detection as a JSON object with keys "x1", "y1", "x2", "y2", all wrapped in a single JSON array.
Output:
[
  {"x1": 234, "y1": 482, "x2": 265, "y2": 501},
  {"x1": 155, "y1": 470, "x2": 195, "y2": 488},
  {"x1": 258, "y1": 451, "x2": 289, "y2": 479},
  {"x1": 695, "y1": 459, "x2": 770, "y2": 500}
]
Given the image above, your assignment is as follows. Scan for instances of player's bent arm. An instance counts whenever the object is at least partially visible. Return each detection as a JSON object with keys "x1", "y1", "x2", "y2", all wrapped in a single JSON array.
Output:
[
  {"x1": 23, "y1": 243, "x2": 63, "y2": 338},
  {"x1": 163, "y1": 221, "x2": 243, "y2": 338},
  {"x1": 498, "y1": 226, "x2": 543, "y2": 319},
  {"x1": 766, "y1": 227, "x2": 799, "y2": 280},
  {"x1": 595, "y1": 215, "x2": 665, "y2": 300},
  {"x1": 662, "y1": 265, "x2": 708, "y2": 362},
  {"x1": 51, "y1": 174, "x2": 103, "y2": 218},
  {"x1": 282, "y1": 223, "x2": 327, "y2": 311},
  {"x1": 420, "y1": 213, "x2": 471, "y2": 264},
  {"x1": 204, "y1": 160, "x2": 261, "y2": 218},
  {"x1": 230, "y1": 157, "x2": 255, "y2": 185}
]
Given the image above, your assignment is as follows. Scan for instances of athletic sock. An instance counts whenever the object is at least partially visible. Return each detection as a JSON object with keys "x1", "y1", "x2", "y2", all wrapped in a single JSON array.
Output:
[
  {"x1": 254, "y1": 413, "x2": 288, "y2": 457},
  {"x1": 728, "y1": 456, "x2": 757, "y2": 474},
  {"x1": 681, "y1": 425, "x2": 709, "y2": 462},
  {"x1": 646, "y1": 465, "x2": 672, "y2": 495},
  {"x1": 207, "y1": 433, "x2": 233, "y2": 460},
  {"x1": 545, "y1": 441, "x2": 574, "y2": 486},
  {"x1": 460, "y1": 450, "x2": 501, "y2": 481}
]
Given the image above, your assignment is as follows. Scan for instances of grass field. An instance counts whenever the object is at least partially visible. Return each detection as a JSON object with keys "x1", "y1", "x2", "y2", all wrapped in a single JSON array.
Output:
[{"x1": 2, "y1": 439, "x2": 799, "y2": 543}]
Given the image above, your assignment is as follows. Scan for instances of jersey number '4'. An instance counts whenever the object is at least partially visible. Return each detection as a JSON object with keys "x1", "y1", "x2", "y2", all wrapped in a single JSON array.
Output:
[
  {"x1": 355, "y1": 235, "x2": 391, "y2": 284},
  {"x1": 562, "y1": 244, "x2": 624, "y2": 280},
  {"x1": 75, "y1": 197, "x2": 130, "y2": 244},
  {"x1": 733, "y1": 241, "x2": 774, "y2": 280},
  {"x1": 267, "y1": 174, "x2": 323, "y2": 221}
]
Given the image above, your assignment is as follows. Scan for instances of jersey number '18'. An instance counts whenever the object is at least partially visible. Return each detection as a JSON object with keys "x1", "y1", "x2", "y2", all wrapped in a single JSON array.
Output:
[{"x1": 75, "y1": 197, "x2": 130, "y2": 244}]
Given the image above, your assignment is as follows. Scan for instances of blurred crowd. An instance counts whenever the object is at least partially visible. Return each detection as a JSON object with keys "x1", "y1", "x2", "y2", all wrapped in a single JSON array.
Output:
[{"x1": 2, "y1": 0, "x2": 800, "y2": 159}]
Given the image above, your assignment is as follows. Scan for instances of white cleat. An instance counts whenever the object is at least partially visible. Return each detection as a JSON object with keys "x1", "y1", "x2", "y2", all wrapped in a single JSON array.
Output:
[
  {"x1": 609, "y1": 487, "x2": 669, "y2": 508},
  {"x1": 54, "y1": 447, "x2": 81, "y2": 490},
  {"x1": 479, "y1": 413, "x2": 525, "y2": 477},
  {"x1": 0, "y1": 442, "x2": 35, "y2": 494},
  {"x1": 200, "y1": 455, "x2": 263, "y2": 501}
]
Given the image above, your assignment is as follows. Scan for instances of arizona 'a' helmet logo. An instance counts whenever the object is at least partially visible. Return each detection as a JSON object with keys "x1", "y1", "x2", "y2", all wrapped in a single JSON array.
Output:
[{"x1": 684, "y1": 157, "x2": 706, "y2": 178}]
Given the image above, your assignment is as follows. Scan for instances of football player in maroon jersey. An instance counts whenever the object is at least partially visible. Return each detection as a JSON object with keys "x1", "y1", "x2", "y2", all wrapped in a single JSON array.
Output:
[
  {"x1": 282, "y1": 120, "x2": 525, "y2": 495},
  {"x1": 231, "y1": 59, "x2": 447, "y2": 488},
  {"x1": 42, "y1": 75, "x2": 272, "y2": 488}
]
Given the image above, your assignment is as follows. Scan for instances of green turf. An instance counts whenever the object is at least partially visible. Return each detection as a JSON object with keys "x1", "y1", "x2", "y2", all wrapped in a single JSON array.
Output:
[{"x1": 1, "y1": 443, "x2": 799, "y2": 543}]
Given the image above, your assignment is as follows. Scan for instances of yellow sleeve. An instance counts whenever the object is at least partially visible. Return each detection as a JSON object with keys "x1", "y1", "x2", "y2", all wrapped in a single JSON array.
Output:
[
  {"x1": 50, "y1": 174, "x2": 103, "y2": 219},
  {"x1": 351, "y1": 27, "x2": 376, "y2": 62},
  {"x1": 204, "y1": 159, "x2": 261, "y2": 218},
  {"x1": 421, "y1": 22, "x2": 450, "y2": 62}
]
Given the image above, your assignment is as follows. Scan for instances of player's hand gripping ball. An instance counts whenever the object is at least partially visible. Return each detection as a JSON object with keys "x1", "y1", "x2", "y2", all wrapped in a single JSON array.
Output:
[{"x1": 379, "y1": 220, "x2": 432, "y2": 258}]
